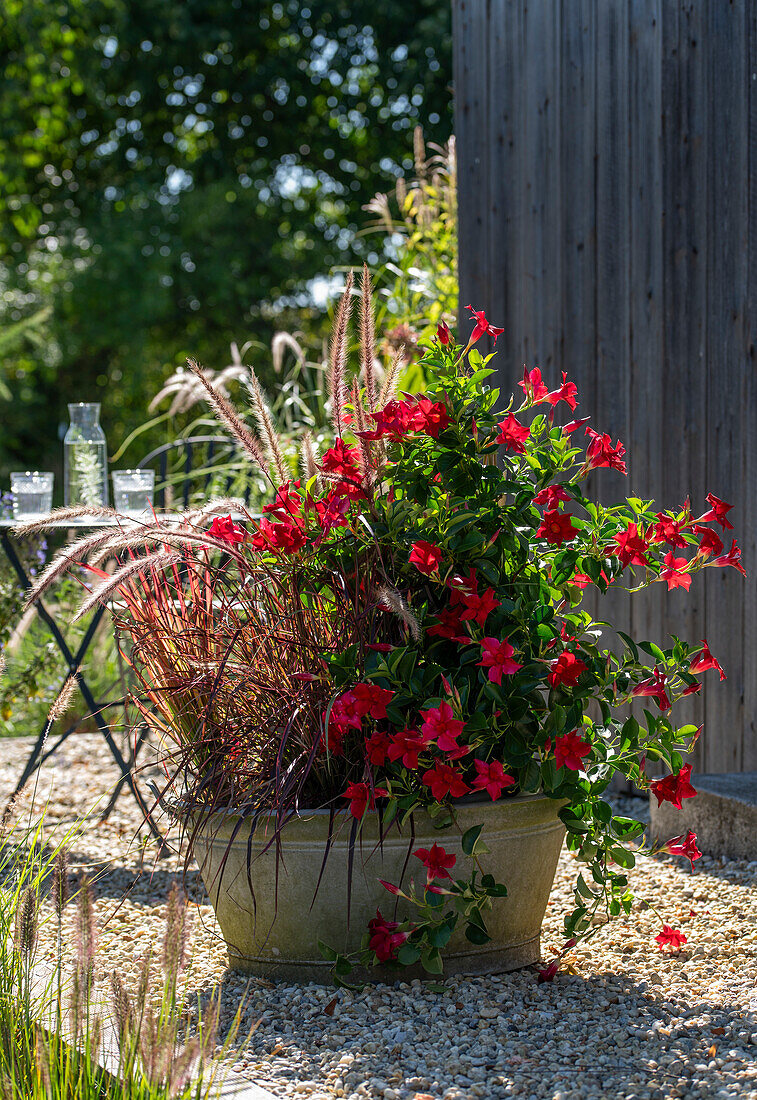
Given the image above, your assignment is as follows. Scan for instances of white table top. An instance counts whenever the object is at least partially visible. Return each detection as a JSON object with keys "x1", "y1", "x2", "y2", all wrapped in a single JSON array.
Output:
[{"x1": 0, "y1": 512, "x2": 250, "y2": 531}]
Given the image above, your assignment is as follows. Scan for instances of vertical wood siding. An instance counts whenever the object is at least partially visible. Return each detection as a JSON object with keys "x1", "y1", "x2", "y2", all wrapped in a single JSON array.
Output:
[{"x1": 452, "y1": 0, "x2": 756, "y2": 773}]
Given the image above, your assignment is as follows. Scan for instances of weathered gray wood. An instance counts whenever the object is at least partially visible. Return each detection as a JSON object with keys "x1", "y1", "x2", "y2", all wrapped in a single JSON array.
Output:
[
  {"x1": 744, "y1": 1, "x2": 757, "y2": 771},
  {"x1": 704, "y1": 0, "x2": 748, "y2": 772},
  {"x1": 454, "y1": 0, "x2": 757, "y2": 774}
]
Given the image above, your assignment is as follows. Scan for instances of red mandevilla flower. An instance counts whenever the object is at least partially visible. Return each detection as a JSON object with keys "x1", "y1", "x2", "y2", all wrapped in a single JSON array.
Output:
[
  {"x1": 585, "y1": 427, "x2": 627, "y2": 474},
  {"x1": 650, "y1": 513, "x2": 688, "y2": 548},
  {"x1": 546, "y1": 372, "x2": 578, "y2": 411},
  {"x1": 409, "y1": 540, "x2": 443, "y2": 576},
  {"x1": 496, "y1": 413, "x2": 531, "y2": 454},
  {"x1": 554, "y1": 730, "x2": 592, "y2": 772},
  {"x1": 421, "y1": 762, "x2": 471, "y2": 801},
  {"x1": 613, "y1": 523, "x2": 650, "y2": 567},
  {"x1": 547, "y1": 651, "x2": 587, "y2": 690},
  {"x1": 697, "y1": 492, "x2": 734, "y2": 531},
  {"x1": 661, "y1": 551, "x2": 692, "y2": 592},
  {"x1": 470, "y1": 759, "x2": 515, "y2": 800},
  {"x1": 664, "y1": 830, "x2": 702, "y2": 868},
  {"x1": 714, "y1": 539, "x2": 746, "y2": 576},
  {"x1": 343, "y1": 782, "x2": 388, "y2": 819},
  {"x1": 650, "y1": 763, "x2": 697, "y2": 809},
  {"x1": 518, "y1": 367, "x2": 549, "y2": 403},
  {"x1": 414, "y1": 842, "x2": 456, "y2": 882},
  {"x1": 693, "y1": 524, "x2": 724, "y2": 558},
  {"x1": 367, "y1": 909, "x2": 409, "y2": 961},
  {"x1": 427, "y1": 605, "x2": 469, "y2": 643},
  {"x1": 437, "y1": 320, "x2": 452, "y2": 345},
  {"x1": 533, "y1": 485, "x2": 572, "y2": 509},
  {"x1": 321, "y1": 439, "x2": 362, "y2": 480},
  {"x1": 655, "y1": 925, "x2": 687, "y2": 953},
  {"x1": 478, "y1": 637, "x2": 523, "y2": 685},
  {"x1": 208, "y1": 515, "x2": 246, "y2": 545},
  {"x1": 632, "y1": 666, "x2": 671, "y2": 711},
  {"x1": 466, "y1": 305, "x2": 504, "y2": 344},
  {"x1": 536, "y1": 510, "x2": 577, "y2": 546},
  {"x1": 689, "y1": 640, "x2": 726, "y2": 681},
  {"x1": 387, "y1": 727, "x2": 431, "y2": 770},
  {"x1": 420, "y1": 702, "x2": 466, "y2": 754},
  {"x1": 250, "y1": 517, "x2": 307, "y2": 553}
]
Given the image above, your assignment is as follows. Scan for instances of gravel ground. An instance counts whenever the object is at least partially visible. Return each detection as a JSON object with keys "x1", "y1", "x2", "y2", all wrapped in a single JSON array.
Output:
[{"x1": 0, "y1": 732, "x2": 755, "y2": 1100}]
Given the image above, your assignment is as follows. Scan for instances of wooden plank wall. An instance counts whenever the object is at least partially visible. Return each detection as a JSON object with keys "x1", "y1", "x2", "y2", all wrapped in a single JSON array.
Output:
[{"x1": 452, "y1": 0, "x2": 757, "y2": 774}]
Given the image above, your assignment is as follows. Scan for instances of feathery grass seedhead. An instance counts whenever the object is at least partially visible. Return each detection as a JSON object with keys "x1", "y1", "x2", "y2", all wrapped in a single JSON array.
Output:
[
  {"x1": 34, "y1": 1026, "x2": 52, "y2": 1094},
  {"x1": 110, "y1": 971, "x2": 133, "y2": 1048},
  {"x1": 413, "y1": 124, "x2": 427, "y2": 180},
  {"x1": 74, "y1": 874, "x2": 96, "y2": 974},
  {"x1": 272, "y1": 331, "x2": 305, "y2": 375},
  {"x1": 23, "y1": 526, "x2": 122, "y2": 609},
  {"x1": 52, "y1": 848, "x2": 69, "y2": 920},
  {"x1": 378, "y1": 347, "x2": 405, "y2": 409},
  {"x1": 12, "y1": 504, "x2": 118, "y2": 537},
  {"x1": 13, "y1": 886, "x2": 38, "y2": 958},
  {"x1": 300, "y1": 431, "x2": 320, "y2": 483},
  {"x1": 73, "y1": 551, "x2": 182, "y2": 622},
  {"x1": 161, "y1": 882, "x2": 189, "y2": 984},
  {"x1": 377, "y1": 585, "x2": 422, "y2": 642},
  {"x1": 327, "y1": 270, "x2": 354, "y2": 434},
  {"x1": 187, "y1": 358, "x2": 270, "y2": 474},
  {"x1": 48, "y1": 676, "x2": 77, "y2": 724},
  {"x1": 359, "y1": 264, "x2": 377, "y2": 412},
  {"x1": 248, "y1": 372, "x2": 289, "y2": 485}
]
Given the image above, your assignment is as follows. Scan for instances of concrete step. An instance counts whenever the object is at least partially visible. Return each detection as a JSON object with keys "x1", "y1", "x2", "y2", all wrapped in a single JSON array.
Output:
[{"x1": 649, "y1": 771, "x2": 757, "y2": 860}]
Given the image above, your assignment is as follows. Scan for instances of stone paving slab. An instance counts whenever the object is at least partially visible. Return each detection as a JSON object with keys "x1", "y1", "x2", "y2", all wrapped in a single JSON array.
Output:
[{"x1": 650, "y1": 772, "x2": 757, "y2": 860}]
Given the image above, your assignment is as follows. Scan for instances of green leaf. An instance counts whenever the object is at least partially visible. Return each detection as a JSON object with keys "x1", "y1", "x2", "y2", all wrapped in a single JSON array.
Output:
[
  {"x1": 465, "y1": 923, "x2": 491, "y2": 945},
  {"x1": 397, "y1": 943, "x2": 422, "y2": 966},
  {"x1": 461, "y1": 824, "x2": 484, "y2": 857},
  {"x1": 318, "y1": 941, "x2": 339, "y2": 962},
  {"x1": 420, "y1": 947, "x2": 444, "y2": 974}
]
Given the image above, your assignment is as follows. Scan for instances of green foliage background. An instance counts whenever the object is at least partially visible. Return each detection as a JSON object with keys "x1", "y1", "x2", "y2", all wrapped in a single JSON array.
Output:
[{"x1": 0, "y1": 0, "x2": 452, "y2": 484}]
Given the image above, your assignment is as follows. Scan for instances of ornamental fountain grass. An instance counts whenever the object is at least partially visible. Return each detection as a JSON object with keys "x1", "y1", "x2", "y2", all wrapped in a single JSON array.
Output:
[{"x1": 21, "y1": 267, "x2": 742, "y2": 983}]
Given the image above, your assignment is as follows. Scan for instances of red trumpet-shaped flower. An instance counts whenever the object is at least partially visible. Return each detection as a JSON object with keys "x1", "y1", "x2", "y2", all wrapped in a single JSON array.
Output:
[
  {"x1": 518, "y1": 367, "x2": 550, "y2": 403},
  {"x1": 664, "y1": 830, "x2": 702, "y2": 868},
  {"x1": 655, "y1": 925, "x2": 687, "y2": 953},
  {"x1": 478, "y1": 637, "x2": 523, "y2": 684},
  {"x1": 554, "y1": 730, "x2": 592, "y2": 772},
  {"x1": 613, "y1": 523, "x2": 650, "y2": 567},
  {"x1": 421, "y1": 762, "x2": 470, "y2": 801},
  {"x1": 496, "y1": 413, "x2": 531, "y2": 453},
  {"x1": 420, "y1": 701, "x2": 466, "y2": 754},
  {"x1": 533, "y1": 485, "x2": 572, "y2": 509},
  {"x1": 387, "y1": 727, "x2": 431, "y2": 770},
  {"x1": 470, "y1": 758, "x2": 515, "y2": 800},
  {"x1": 343, "y1": 782, "x2": 388, "y2": 819},
  {"x1": 632, "y1": 666, "x2": 671, "y2": 711},
  {"x1": 661, "y1": 551, "x2": 692, "y2": 592},
  {"x1": 650, "y1": 763, "x2": 697, "y2": 809},
  {"x1": 714, "y1": 539, "x2": 746, "y2": 576},
  {"x1": 437, "y1": 320, "x2": 452, "y2": 345},
  {"x1": 546, "y1": 372, "x2": 578, "y2": 411},
  {"x1": 697, "y1": 492, "x2": 734, "y2": 530},
  {"x1": 693, "y1": 524, "x2": 723, "y2": 558},
  {"x1": 414, "y1": 842, "x2": 457, "y2": 882},
  {"x1": 368, "y1": 910, "x2": 409, "y2": 961},
  {"x1": 537, "y1": 510, "x2": 578, "y2": 546},
  {"x1": 208, "y1": 515, "x2": 246, "y2": 545},
  {"x1": 466, "y1": 305, "x2": 504, "y2": 344},
  {"x1": 689, "y1": 640, "x2": 726, "y2": 680},
  {"x1": 409, "y1": 540, "x2": 443, "y2": 576},
  {"x1": 585, "y1": 427, "x2": 627, "y2": 474},
  {"x1": 547, "y1": 651, "x2": 587, "y2": 690}
]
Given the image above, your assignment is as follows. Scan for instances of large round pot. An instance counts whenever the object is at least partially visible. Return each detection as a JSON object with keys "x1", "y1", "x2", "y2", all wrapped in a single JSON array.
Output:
[{"x1": 191, "y1": 794, "x2": 565, "y2": 982}]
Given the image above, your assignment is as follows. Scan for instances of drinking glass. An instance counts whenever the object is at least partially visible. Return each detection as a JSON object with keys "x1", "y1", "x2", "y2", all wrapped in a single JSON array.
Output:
[
  {"x1": 10, "y1": 472, "x2": 54, "y2": 520},
  {"x1": 112, "y1": 470, "x2": 155, "y2": 516}
]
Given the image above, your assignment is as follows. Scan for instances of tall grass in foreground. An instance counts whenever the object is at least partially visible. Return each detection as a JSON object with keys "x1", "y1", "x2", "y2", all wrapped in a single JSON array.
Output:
[{"x1": 0, "y1": 818, "x2": 249, "y2": 1098}]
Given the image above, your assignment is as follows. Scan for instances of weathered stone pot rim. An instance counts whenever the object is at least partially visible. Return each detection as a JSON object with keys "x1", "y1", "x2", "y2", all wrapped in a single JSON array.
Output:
[{"x1": 173, "y1": 789, "x2": 560, "y2": 823}]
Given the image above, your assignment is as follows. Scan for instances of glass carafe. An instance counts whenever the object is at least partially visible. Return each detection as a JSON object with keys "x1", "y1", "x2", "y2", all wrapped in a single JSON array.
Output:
[{"x1": 64, "y1": 403, "x2": 108, "y2": 506}]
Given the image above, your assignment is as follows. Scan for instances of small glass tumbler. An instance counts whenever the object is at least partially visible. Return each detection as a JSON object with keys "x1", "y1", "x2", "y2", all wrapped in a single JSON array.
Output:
[
  {"x1": 112, "y1": 469, "x2": 155, "y2": 516},
  {"x1": 10, "y1": 472, "x2": 54, "y2": 520}
]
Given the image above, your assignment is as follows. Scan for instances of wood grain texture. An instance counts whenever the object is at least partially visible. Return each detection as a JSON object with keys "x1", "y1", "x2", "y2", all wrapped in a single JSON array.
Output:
[{"x1": 454, "y1": 0, "x2": 757, "y2": 773}]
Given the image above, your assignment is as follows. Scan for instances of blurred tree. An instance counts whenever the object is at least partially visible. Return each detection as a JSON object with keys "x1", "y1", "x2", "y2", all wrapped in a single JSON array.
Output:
[{"x1": 0, "y1": 0, "x2": 452, "y2": 481}]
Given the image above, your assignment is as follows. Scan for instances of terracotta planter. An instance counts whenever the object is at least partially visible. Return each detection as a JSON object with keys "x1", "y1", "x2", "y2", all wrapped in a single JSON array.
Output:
[{"x1": 191, "y1": 794, "x2": 565, "y2": 982}]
